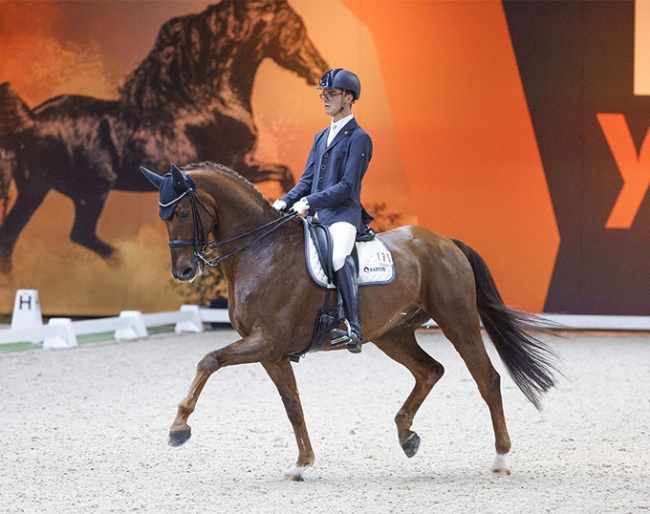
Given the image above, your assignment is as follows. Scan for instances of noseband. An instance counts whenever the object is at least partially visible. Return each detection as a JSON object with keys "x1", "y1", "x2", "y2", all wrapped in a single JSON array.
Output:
[{"x1": 163, "y1": 186, "x2": 297, "y2": 268}]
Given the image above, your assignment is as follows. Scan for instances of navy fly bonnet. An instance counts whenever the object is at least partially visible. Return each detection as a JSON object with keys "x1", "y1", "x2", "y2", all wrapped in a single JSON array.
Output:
[{"x1": 140, "y1": 163, "x2": 196, "y2": 220}]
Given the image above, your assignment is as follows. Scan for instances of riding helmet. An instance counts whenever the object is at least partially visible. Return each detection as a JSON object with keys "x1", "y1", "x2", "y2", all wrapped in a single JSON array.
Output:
[{"x1": 317, "y1": 68, "x2": 361, "y2": 100}]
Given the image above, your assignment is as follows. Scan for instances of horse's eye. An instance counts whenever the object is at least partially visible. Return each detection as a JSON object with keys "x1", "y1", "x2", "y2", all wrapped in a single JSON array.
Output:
[{"x1": 178, "y1": 208, "x2": 189, "y2": 219}]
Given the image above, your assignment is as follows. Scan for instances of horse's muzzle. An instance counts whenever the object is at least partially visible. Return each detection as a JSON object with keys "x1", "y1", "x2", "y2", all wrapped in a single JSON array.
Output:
[{"x1": 172, "y1": 255, "x2": 202, "y2": 282}]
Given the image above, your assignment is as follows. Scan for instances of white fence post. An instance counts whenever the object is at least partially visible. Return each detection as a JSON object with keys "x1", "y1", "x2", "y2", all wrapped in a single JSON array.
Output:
[
  {"x1": 43, "y1": 318, "x2": 78, "y2": 349},
  {"x1": 175, "y1": 305, "x2": 204, "y2": 333},
  {"x1": 115, "y1": 311, "x2": 148, "y2": 340}
]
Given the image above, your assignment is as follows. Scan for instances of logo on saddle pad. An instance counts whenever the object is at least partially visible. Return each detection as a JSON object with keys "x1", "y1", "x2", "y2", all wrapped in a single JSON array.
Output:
[{"x1": 303, "y1": 220, "x2": 396, "y2": 288}]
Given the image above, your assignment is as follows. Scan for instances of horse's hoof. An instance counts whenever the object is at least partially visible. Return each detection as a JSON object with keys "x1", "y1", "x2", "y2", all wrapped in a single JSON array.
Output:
[
  {"x1": 283, "y1": 471, "x2": 305, "y2": 481},
  {"x1": 168, "y1": 428, "x2": 192, "y2": 447},
  {"x1": 491, "y1": 453, "x2": 511, "y2": 475},
  {"x1": 401, "y1": 432, "x2": 421, "y2": 458},
  {"x1": 283, "y1": 465, "x2": 308, "y2": 481}
]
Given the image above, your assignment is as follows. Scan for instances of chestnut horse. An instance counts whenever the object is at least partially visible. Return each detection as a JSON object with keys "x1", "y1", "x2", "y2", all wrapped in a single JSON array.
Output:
[{"x1": 142, "y1": 162, "x2": 560, "y2": 481}]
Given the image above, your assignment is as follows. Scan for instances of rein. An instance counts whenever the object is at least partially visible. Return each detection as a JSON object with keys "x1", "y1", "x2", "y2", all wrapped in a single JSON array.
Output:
[
  {"x1": 198, "y1": 210, "x2": 298, "y2": 267},
  {"x1": 165, "y1": 186, "x2": 298, "y2": 267}
]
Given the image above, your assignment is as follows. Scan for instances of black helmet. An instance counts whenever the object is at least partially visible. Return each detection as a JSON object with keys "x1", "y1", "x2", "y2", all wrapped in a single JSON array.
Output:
[{"x1": 317, "y1": 68, "x2": 361, "y2": 100}]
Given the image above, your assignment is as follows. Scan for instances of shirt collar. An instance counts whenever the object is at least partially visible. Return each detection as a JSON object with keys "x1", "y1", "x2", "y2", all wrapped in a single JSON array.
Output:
[{"x1": 330, "y1": 113, "x2": 355, "y2": 132}]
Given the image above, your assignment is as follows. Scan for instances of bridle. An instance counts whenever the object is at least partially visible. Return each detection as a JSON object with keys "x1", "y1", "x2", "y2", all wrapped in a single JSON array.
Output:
[{"x1": 163, "y1": 186, "x2": 298, "y2": 269}]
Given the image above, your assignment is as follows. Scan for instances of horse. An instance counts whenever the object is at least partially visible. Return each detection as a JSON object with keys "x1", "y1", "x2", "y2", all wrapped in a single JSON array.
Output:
[
  {"x1": 0, "y1": 0, "x2": 327, "y2": 273},
  {"x1": 141, "y1": 161, "x2": 561, "y2": 481}
]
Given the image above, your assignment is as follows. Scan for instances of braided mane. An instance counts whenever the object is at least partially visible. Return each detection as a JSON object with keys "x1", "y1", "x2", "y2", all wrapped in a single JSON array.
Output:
[{"x1": 183, "y1": 161, "x2": 279, "y2": 216}]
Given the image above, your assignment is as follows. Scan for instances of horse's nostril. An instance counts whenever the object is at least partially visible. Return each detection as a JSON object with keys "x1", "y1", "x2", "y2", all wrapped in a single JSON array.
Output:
[
  {"x1": 179, "y1": 266, "x2": 194, "y2": 280},
  {"x1": 173, "y1": 263, "x2": 195, "y2": 281}
]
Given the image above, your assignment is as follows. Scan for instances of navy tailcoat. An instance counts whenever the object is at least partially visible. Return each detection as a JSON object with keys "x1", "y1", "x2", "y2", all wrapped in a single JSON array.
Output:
[{"x1": 280, "y1": 118, "x2": 373, "y2": 233}]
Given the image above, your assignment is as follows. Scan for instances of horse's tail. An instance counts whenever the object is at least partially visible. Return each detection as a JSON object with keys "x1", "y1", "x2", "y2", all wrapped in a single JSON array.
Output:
[
  {"x1": 452, "y1": 239, "x2": 562, "y2": 411},
  {"x1": 0, "y1": 82, "x2": 34, "y2": 141}
]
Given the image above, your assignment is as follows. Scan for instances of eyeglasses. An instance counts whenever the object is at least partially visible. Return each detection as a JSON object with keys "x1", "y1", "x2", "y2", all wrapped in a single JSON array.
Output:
[{"x1": 319, "y1": 91, "x2": 343, "y2": 102}]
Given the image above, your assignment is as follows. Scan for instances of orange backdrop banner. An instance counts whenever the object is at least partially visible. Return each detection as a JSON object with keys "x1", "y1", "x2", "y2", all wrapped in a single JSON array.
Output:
[{"x1": 0, "y1": 1, "x2": 644, "y2": 316}]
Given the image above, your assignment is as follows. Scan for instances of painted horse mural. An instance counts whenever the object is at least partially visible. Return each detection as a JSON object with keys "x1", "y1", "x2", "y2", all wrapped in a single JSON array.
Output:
[{"x1": 0, "y1": 0, "x2": 328, "y2": 273}]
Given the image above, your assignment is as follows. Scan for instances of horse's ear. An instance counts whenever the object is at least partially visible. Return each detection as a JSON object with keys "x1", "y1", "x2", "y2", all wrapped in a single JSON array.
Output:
[
  {"x1": 170, "y1": 163, "x2": 189, "y2": 189},
  {"x1": 140, "y1": 166, "x2": 164, "y2": 189}
]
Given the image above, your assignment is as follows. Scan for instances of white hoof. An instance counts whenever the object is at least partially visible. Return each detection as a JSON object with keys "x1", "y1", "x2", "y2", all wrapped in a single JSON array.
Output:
[
  {"x1": 283, "y1": 464, "x2": 308, "y2": 482},
  {"x1": 491, "y1": 453, "x2": 511, "y2": 475}
]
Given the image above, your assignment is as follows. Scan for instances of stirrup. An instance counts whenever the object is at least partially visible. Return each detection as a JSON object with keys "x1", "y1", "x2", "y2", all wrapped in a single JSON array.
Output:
[
  {"x1": 331, "y1": 320, "x2": 362, "y2": 354},
  {"x1": 331, "y1": 319, "x2": 352, "y2": 347}
]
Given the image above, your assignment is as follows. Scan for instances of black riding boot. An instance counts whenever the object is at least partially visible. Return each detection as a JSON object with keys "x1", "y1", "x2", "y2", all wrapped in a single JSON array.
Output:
[{"x1": 331, "y1": 256, "x2": 363, "y2": 354}]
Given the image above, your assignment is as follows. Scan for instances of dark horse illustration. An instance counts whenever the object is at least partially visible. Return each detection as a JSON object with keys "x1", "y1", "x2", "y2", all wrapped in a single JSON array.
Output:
[
  {"x1": 0, "y1": 0, "x2": 327, "y2": 273},
  {"x1": 141, "y1": 162, "x2": 561, "y2": 481}
]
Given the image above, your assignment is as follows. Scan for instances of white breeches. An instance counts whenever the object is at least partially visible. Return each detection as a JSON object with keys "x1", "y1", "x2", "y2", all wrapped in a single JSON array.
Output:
[{"x1": 328, "y1": 221, "x2": 357, "y2": 271}]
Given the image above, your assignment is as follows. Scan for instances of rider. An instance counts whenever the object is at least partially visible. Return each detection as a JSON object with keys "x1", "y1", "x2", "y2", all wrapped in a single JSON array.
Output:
[{"x1": 273, "y1": 68, "x2": 373, "y2": 354}]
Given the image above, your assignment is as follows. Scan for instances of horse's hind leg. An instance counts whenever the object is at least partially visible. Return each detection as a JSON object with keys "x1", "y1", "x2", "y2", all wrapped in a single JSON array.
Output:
[
  {"x1": 262, "y1": 359, "x2": 315, "y2": 481},
  {"x1": 373, "y1": 327, "x2": 445, "y2": 458},
  {"x1": 438, "y1": 319, "x2": 512, "y2": 475},
  {"x1": 0, "y1": 184, "x2": 48, "y2": 273},
  {"x1": 70, "y1": 190, "x2": 115, "y2": 258}
]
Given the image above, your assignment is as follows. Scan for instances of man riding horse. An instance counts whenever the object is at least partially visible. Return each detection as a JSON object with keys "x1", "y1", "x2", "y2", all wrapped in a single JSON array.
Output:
[{"x1": 273, "y1": 68, "x2": 374, "y2": 354}]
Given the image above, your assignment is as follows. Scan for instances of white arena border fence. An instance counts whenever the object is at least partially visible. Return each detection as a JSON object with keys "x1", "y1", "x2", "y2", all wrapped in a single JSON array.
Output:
[
  {"x1": 3, "y1": 307, "x2": 650, "y2": 351},
  {"x1": 424, "y1": 314, "x2": 650, "y2": 331},
  {"x1": 0, "y1": 305, "x2": 231, "y2": 349}
]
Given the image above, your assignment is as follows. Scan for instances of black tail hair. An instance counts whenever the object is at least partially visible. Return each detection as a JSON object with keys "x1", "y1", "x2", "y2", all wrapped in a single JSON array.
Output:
[{"x1": 452, "y1": 239, "x2": 563, "y2": 411}]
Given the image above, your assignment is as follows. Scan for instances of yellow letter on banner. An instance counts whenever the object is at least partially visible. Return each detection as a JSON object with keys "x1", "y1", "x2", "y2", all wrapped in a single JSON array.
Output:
[{"x1": 598, "y1": 113, "x2": 650, "y2": 229}]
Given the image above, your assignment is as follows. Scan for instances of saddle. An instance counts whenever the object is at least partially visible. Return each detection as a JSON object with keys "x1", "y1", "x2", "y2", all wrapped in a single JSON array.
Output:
[
  {"x1": 302, "y1": 218, "x2": 395, "y2": 289},
  {"x1": 307, "y1": 219, "x2": 335, "y2": 281},
  {"x1": 289, "y1": 218, "x2": 396, "y2": 362}
]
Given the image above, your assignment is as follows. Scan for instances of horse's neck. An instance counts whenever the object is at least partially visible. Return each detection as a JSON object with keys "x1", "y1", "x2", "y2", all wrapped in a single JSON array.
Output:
[
  {"x1": 119, "y1": 6, "x2": 267, "y2": 117},
  {"x1": 217, "y1": 207, "x2": 302, "y2": 285},
  {"x1": 216, "y1": 206, "x2": 272, "y2": 243},
  {"x1": 206, "y1": 176, "x2": 275, "y2": 242},
  {"x1": 218, "y1": 64, "x2": 258, "y2": 108}
]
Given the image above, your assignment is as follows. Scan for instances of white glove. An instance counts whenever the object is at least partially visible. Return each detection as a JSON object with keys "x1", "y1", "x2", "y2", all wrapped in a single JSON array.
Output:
[
  {"x1": 290, "y1": 197, "x2": 309, "y2": 215},
  {"x1": 272, "y1": 199, "x2": 287, "y2": 211}
]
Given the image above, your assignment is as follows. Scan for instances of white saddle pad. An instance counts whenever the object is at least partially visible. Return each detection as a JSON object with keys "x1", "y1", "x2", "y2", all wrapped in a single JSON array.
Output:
[{"x1": 304, "y1": 224, "x2": 396, "y2": 288}]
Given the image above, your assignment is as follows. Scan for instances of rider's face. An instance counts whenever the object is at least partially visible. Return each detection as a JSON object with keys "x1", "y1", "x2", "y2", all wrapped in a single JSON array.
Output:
[{"x1": 319, "y1": 89, "x2": 344, "y2": 117}]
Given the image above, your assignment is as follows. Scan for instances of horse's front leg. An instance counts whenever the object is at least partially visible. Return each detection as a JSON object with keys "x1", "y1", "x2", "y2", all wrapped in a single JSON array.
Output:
[
  {"x1": 262, "y1": 359, "x2": 315, "y2": 481},
  {"x1": 168, "y1": 365, "x2": 212, "y2": 447},
  {"x1": 168, "y1": 336, "x2": 277, "y2": 447}
]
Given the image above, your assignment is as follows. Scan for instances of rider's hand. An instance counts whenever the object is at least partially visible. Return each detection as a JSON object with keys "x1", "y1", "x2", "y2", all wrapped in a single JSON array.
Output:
[
  {"x1": 290, "y1": 197, "x2": 309, "y2": 215},
  {"x1": 272, "y1": 199, "x2": 287, "y2": 212}
]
